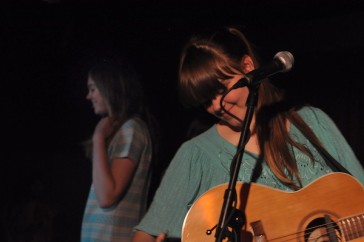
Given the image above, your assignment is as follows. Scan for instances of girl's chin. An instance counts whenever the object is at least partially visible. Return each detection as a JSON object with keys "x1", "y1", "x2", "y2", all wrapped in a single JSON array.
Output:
[
  {"x1": 219, "y1": 120, "x2": 243, "y2": 131},
  {"x1": 94, "y1": 108, "x2": 107, "y2": 116},
  {"x1": 95, "y1": 111, "x2": 105, "y2": 116}
]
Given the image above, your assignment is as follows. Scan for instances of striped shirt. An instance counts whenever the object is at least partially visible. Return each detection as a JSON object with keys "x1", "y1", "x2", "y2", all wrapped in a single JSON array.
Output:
[{"x1": 81, "y1": 117, "x2": 152, "y2": 242}]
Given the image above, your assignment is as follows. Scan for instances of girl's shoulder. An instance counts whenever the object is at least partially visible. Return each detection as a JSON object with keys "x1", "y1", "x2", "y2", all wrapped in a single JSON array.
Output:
[
  {"x1": 296, "y1": 105, "x2": 331, "y2": 123},
  {"x1": 122, "y1": 116, "x2": 147, "y2": 130}
]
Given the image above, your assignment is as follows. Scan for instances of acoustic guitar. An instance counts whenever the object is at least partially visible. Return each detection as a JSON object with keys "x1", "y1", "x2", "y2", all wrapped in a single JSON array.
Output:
[{"x1": 182, "y1": 172, "x2": 364, "y2": 242}]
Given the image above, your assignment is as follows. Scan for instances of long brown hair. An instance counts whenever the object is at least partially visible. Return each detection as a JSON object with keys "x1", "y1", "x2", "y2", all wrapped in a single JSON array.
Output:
[
  {"x1": 179, "y1": 26, "x2": 320, "y2": 189},
  {"x1": 84, "y1": 57, "x2": 158, "y2": 160}
]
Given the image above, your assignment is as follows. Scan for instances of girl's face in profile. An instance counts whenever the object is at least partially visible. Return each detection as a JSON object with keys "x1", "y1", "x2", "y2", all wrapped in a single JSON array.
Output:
[{"x1": 86, "y1": 77, "x2": 108, "y2": 116}]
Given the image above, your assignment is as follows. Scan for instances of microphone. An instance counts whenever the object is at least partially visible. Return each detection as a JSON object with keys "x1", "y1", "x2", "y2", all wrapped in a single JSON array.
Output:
[{"x1": 232, "y1": 51, "x2": 294, "y2": 89}]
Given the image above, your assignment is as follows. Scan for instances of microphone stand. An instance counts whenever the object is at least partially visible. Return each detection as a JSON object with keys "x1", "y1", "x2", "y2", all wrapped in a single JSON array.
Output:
[{"x1": 215, "y1": 83, "x2": 260, "y2": 242}]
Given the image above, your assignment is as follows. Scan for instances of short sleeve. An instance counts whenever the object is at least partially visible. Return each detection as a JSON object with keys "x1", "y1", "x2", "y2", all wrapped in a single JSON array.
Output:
[
  {"x1": 134, "y1": 141, "x2": 204, "y2": 238},
  {"x1": 108, "y1": 118, "x2": 149, "y2": 165}
]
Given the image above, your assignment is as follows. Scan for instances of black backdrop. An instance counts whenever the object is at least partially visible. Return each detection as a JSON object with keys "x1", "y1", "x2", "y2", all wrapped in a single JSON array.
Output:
[{"x1": 1, "y1": 1, "x2": 364, "y2": 241}]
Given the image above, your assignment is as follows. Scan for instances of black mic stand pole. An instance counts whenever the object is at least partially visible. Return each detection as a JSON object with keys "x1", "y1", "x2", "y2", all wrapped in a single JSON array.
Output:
[{"x1": 215, "y1": 83, "x2": 260, "y2": 242}]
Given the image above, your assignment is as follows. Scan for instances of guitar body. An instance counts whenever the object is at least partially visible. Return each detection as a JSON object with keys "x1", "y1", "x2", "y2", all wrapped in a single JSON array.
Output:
[{"x1": 182, "y1": 172, "x2": 364, "y2": 242}]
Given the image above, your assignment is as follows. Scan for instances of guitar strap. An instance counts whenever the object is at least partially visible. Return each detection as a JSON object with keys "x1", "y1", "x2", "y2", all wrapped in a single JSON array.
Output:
[
  {"x1": 306, "y1": 135, "x2": 352, "y2": 175},
  {"x1": 291, "y1": 111, "x2": 352, "y2": 175}
]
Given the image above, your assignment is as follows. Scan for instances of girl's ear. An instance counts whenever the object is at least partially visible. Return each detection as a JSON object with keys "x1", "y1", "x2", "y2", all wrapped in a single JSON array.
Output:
[{"x1": 240, "y1": 55, "x2": 255, "y2": 73}]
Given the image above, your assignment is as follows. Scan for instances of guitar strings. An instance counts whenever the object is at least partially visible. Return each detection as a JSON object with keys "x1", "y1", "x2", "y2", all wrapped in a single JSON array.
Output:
[
  {"x1": 257, "y1": 221, "x2": 340, "y2": 242},
  {"x1": 255, "y1": 214, "x2": 364, "y2": 241}
]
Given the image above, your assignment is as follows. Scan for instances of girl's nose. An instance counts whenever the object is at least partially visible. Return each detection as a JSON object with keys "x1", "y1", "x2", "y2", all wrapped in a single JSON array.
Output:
[{"x1": 209, "y1": 95, "x2": 222, "y2": 113}]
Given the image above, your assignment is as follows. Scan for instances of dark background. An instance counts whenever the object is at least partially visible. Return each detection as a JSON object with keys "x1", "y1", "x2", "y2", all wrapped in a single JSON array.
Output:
[{"x1": 1, "y1": 0, "x2": 364, "y2": 241}]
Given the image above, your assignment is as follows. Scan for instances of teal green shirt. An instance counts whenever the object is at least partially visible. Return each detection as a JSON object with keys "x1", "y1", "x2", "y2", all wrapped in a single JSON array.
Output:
[{"x1": 135, "y1": 106, "x2": 364, "y2": 238}]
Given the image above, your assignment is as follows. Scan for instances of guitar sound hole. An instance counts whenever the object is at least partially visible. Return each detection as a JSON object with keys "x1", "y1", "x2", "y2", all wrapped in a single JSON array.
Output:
[{"x1": 304, "y1": 218, "x2": 341, "y2": 242}]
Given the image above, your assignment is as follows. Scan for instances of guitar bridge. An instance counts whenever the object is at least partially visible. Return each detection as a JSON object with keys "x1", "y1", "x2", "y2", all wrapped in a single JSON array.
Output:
[{"x1": 250, "y1": 221, "x2": 267, "y2": 242}]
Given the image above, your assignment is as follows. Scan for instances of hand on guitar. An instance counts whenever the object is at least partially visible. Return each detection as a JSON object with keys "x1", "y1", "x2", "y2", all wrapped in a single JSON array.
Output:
[
  {"x1": 156, "y1": 233, "x2": 167, "y2": 242},
  {"x1": 133, "y1": 231, "x2": 178, "y2": 242},
  {"x1": 156, "y1": 232, "x2": 181, "y2": 242}
]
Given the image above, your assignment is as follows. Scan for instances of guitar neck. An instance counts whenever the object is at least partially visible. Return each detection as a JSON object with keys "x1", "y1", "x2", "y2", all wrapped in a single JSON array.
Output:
[{"x1": 339, "y1": 213, "x2": 364, "y2": 241}]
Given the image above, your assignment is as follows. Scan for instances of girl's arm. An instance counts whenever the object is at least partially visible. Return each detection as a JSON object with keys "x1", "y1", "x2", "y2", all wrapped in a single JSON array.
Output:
[{"x1": 92, "y1": 117, "x2": 136, "y2": 208}]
